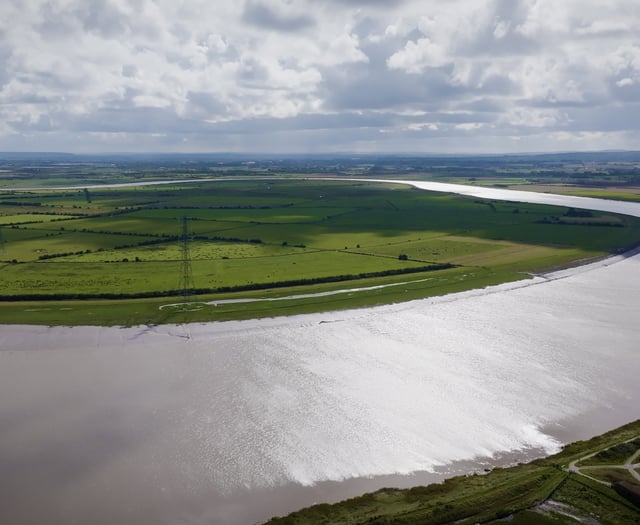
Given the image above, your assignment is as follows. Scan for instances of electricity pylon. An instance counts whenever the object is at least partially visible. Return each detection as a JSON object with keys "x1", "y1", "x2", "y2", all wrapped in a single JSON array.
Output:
[{"x1": 179, "y1": 216, "x2": 194, "y2": 303}]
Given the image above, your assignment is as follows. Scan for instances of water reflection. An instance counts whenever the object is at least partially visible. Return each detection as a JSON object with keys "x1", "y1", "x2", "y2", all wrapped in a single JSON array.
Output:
[{"x1": 1, "y1": 184, "x2": 639, "y2": 525}]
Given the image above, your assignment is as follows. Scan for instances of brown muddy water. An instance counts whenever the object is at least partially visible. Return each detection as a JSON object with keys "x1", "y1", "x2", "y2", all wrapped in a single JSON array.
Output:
[
  {"x1": 1, "y1": 252, "x2": 639, "y2": 524},
  {"x1": 1, "y1": 185, "x2": 639, "y2": 525}
]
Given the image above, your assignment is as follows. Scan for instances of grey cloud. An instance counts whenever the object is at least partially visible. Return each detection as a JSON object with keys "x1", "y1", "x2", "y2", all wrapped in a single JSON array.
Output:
[
  {"x1": 565, "y1": 103, "x2": 640, "y2": 132},
  {"x1": 38, "y1": 0, "x2": 132, "y2": 40},
  {"x1": 61, "y1": 104, "x2": 397, "y2": 137},
  {"x1": 16, "y1": 70, "x2": 88, "y2": 92},
  {"x1": 613, "y1": 83, "x2": 640, "y2": 103},
  {"x1": 457, "y1": 98, "x2": 505, "y2": 113},
  {"x1": 97, "y1": 87, "x2": 145, "y2": 110},
  {"x1": 321, "y1": 37, "x2": 514, "y2": 113},
  {"x1": 320, "y1": 38, "x2": 434, "y2": 111},
  {"x1": 121, "y1": 65, "x2": 137, "y2": 78},
  {"x1": 37, "y1": 3, "x2": 81, "y2": 39},
  {"x1": 0, "y1": 44, "x2": 11, "y2": 89},
  {"x1": 227, "y1": 112, "x2": 396, "y2": 133},
  {"x1": 73, "y1": 0, "x2": 131, "y2": 38},
  {"x1": 242, "y1": 1, "x2": 315, "y2": 32},
  {"x1": 201, "y1": 114, "x2": 410, "y2": 153},
  {"x1": 3, "y1": 0, "x2": 640, "y2": 153},
  {"x1": 456, "y1": 0, "x2": 538, "y2": 57},
  {"x1": 236, "y1": 57, "x2": 270, "y2": 86},
  {"x1": 492, "y1": 0, "x2": 531, "y2": 29},
  {"x1": 1, "y1": 92, "x2": 55, "y2": 105},
  {"x1": 9, "y1": 114, "x2": 55, "y2": 133},
  {"x1": 525, "y1": 97, "x2": 604, "y2": 109},
  {"x1": 67, "y1": 107, "x2": 207, "y2": 134},
  {"x1": 322, "y1": 64, "x2": 432, "y2": 110},
  {"x1": 350, "y1": 16, "x2": 382, "y2": 40},
  {"x1": 478, "y1": 74, "x2": 517, "y2": 96},
  {"x1": 186, "y1": 91, "x2": 228, "y2": 118},
  {"x1": 422, "y1": 111, "x2": 495, "y2": 125},
  {"x1": 324, "y1": 0, "x2": 407, "y2": 6},
  {"x1": 608, "y1": 75, "x2": 640, "y2": 103}
]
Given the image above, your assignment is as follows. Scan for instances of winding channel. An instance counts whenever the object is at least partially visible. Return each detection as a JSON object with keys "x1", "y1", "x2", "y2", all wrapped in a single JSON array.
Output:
[
  {"x1": 1, "y1": 178, "x2": 639, "y2": 525},
  {"x1": 4, "y1": 175, "x2": 640, "y2": 217}
]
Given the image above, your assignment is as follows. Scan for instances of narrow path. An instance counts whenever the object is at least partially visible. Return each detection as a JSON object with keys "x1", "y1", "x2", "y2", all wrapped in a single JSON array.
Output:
[
  {"x1": 159, "y1": 277, "x2": 435, "y2": 309},
  {"x1": 565, "y1": 436, "x2": 640, "y2": 486},
  {"x1": 567, "y1": 452, "x2": 611, "y2": 486},
  {"x1": 624, "y1": 449, "x2": 640, "y2": 482}
]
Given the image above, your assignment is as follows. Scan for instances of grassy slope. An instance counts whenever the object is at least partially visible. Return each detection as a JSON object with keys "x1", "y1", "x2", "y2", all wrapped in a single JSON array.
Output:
[
  {"x1": 577, "y1": 438, "x2": 640, "y2": 466},
  {"x1": 0, "y1": 266, "x2": 522, "y2": 326},
  {"x1": 2, "y1": 179, "x2": 640, "y2": 325},
  {"x1": 266, "y1": 420, "x2": 640, "y2": 525}
]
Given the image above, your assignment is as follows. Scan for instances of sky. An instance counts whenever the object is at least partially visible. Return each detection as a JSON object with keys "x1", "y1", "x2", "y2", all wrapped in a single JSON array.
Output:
[{"x1": 1, "y1": 0, "x2": 640, "y2": 154}]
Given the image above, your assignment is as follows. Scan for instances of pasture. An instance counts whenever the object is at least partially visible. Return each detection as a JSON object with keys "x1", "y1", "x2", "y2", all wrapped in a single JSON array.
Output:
[{"x1": 1, "y1": 178, "x2": 640, "y2": 325}]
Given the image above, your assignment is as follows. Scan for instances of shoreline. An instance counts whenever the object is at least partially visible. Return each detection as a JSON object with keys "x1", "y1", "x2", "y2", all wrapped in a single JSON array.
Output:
[
  {"x1": 2, "y1": 240, "x2": 635, "y2": 332},
  {"x1": 1, "y1": 248, "x2": 638, "y2": 525},
  {"x1": 224, "y1": 446, "x2": 551, "y2": 525},
  {"x1": 201, "y1": 408, "x2": 640, "y2": 525},
  {"x1": 2, "y1": 177, "x2": 640, "y2": 327},
  {"x1": 1, "y1": 179, "x2": 639, "y2": 525}
]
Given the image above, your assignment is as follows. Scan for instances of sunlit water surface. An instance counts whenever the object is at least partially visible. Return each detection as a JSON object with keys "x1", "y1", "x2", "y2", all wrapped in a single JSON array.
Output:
[{"x1": 1, "y1": 183, "x2": 639, "y2": 525}]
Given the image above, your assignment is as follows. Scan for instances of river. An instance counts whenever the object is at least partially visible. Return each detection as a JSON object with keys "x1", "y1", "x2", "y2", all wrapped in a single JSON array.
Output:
[{"x1": 0, "y1": 180, "x2": 639, "y2": 525}]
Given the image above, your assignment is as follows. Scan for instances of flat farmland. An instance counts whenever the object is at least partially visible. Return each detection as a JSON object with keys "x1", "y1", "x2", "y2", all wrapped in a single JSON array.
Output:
[{"x1": 2, "y1": 178, "x2": 640, "y2": 325}]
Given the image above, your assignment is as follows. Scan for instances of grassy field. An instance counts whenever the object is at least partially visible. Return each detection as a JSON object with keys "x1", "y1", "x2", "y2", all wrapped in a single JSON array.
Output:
[
  {"x1": 2, "y1": 178, "x2": 640, "y2": 325},
  {"x1": 577, "y1": 438, "x2": 640, "y2": 467},
  {"x1": 266, "y1": 420, "x2": 640, "y2": 525},
  {"x1": 580, "y1": 467, "x2": 639, "y2": 484}
]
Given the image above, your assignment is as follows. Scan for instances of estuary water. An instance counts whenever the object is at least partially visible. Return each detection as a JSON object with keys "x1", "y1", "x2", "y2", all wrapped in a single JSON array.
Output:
[{"x1": 0, "y1": 182, "x2": 639, "y2": 525}]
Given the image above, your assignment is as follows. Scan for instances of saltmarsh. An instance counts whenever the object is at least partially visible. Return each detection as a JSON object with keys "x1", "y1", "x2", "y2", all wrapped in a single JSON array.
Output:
[{"x1": 1, "y1": 178, "x2": 640, "y2": 325}]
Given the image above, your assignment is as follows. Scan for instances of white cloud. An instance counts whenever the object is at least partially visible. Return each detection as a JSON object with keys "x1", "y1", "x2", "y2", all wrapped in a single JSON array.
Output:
[
  {"x1": 617, "y1": 78, "x2": 634, "y2": 87},
  {"x1": 406, "y1": 122, "x2": 438, "y2": 132},
  {"x1": 387, "y1": 38, "x2": 448, "y2": 72},
  {"x1": 0, "y1": 0, "x2": 639, "y2": 152},
  {"x1": 493, "y1": 20, "x2": 510, "y2": 40},
  {"x1": 501, "y1": 108, "x2": 566, "y2": 128},
  {"x1": 455, "y1": 122, "x2": 485, "y2": 131}
]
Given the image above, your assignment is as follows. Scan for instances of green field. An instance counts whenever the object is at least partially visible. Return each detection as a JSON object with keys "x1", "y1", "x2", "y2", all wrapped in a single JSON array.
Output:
[
  {"x1": 577, "y1": 438, "x2": 640, "y2": 467},
  {"x1": 2, "y1": 178, "x2": 640, "y2": 325},
  {"x1": 580, "y1": 467, "x2": 639, "y2": 484},
  {"x1": 266, "y1": 420, "x2": 640, "y2": 525}
]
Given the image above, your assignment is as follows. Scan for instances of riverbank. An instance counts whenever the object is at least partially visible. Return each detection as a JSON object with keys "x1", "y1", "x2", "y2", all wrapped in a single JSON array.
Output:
[
  {"x1": 1, "y1": 246, "x2": 639, "y2": 524},
  {"x1": 1, "y1": 180, "x2": 639, "y2": 524},
  {"x1": 265, "y1": 420, "x2": 640, "y2": 525},
  {"x1": 3, "y1": 177, "x2": 640, "y2": 326}
]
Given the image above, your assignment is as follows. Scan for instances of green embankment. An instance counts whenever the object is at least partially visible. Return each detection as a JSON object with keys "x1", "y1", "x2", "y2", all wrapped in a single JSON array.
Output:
[
  {"x1": 576, "y1": 438, "x2": 640, "y2": 466},
  {"x1": 266, "y1": 421, "x2": 640, "y2": 525},
  {"x1": 1, "y1": 179, "x2": 640, "y2": 325}
]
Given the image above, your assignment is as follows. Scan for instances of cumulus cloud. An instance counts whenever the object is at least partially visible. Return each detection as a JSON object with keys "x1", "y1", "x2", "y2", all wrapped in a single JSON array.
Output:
[
  {"x1": 242, "y1": 0, "x2": 315, "y2": 32},
  {"x1": 0, "y1": 0, "x2": 639, "y2": 153}
]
